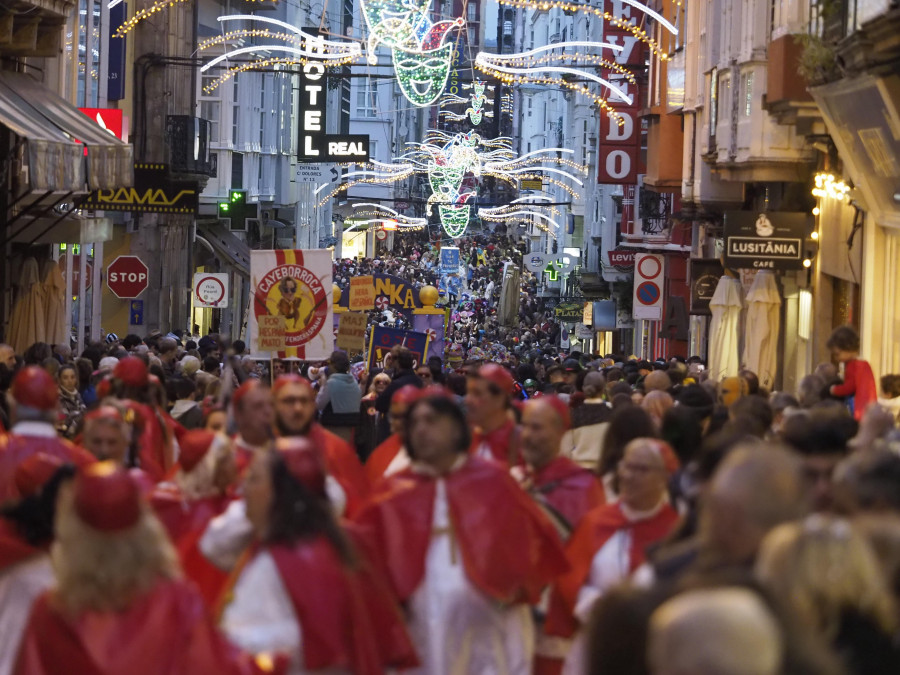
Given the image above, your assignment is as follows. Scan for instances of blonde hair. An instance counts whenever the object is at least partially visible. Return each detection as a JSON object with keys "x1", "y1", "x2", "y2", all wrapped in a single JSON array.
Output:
[
  {"x1": 51, "y1": 484, "x2": 180, "y2": 615},
  {"x1": 756, "y1": 516, "x2": 897, "y2": 639}
]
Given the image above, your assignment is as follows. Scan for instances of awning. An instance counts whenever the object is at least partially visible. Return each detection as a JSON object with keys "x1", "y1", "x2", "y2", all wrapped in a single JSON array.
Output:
[
  {"x1": 8, "y1": 214, "x2": 113, "y2": 245},
  {"x1": 0, "y1": 72, "x2": 133, "y2": 192}
]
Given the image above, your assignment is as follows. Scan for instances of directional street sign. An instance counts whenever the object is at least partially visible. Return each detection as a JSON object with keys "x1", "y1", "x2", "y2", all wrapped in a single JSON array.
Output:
[{"x1": 295, "y1": 163, "x2": 340, "y2": 184}]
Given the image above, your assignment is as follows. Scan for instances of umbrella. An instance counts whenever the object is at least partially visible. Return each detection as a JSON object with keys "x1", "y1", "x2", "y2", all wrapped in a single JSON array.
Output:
[
  {"x1": 708, "y1": 276, "x2": 743, "y2": 382},
  {"x1": 742, "y1": 270, "x2": 781, "y2": 390},
  {"x1": 7, "y1": 257, "x2": 47, "y2": 354},
  {"x1": 42, "y1": 260, "x2": 68, "y2": 347}
]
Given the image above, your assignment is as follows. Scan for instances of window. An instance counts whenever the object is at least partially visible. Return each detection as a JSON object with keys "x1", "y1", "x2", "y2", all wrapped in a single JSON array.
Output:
[
  {"x1": 356, "y1": 81, "x2": 378, "y2": 117},
  {"x1": 232, "y1": 75, "x2": 240, "y2": 146},
  {"x1": 744, "y1": 72, "x2": 754, "y2": 116},
  {"x1": 368, "y1": 139, "x2": 378, "y2": 160},
  {"x1": 527, "y1": 96, "x2": 532, "y2": 117},
  {"x1": 719, "y1": 74, "x2": 731, "y2": 119},
  {"x1": 200, "y1": 100, "x2": 220, "y2": 143},
  {"x1": 467, "y1": 3, "x2": 476, "y2": 21},
  {"x1": 709, "y1": 68, "x2": 718, "y2": 140}
]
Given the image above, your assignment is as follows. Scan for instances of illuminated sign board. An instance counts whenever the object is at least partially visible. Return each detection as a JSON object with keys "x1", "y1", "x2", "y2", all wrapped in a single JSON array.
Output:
[
  {"x1": 298, "y1": 28, "x2": 369, "y2": 163},
  {"x1": 82, "y1": 163, "x2": 198, "y2": 213}
]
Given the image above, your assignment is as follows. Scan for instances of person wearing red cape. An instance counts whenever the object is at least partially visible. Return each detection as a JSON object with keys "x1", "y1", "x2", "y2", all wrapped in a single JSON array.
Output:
[
  {"x1": 14, "y1": 462, "x2": 280, "y2": 675},
  {"x1": 149, "y1": 430, "x2": 236, "y2": 608},
  {"x1": 0, "y1": 455, "x2": 75, "y2": 674},
  {"x1": 364, "y1": 384, "x2": 420, "y2": 485},
  {"x1": 355, "y1": 391, "x2": 568, "y2": 675},
  {"x1": 219, "y1": 437, "x2": 417, "y2": 675},
  {"x1": 546, "y1": 438, "x2": 680, "y2": 674},
  {"x1": 0, "y1": 367, "x2": 94, "y2": 502},
  {"x1": 272, "y1": 375, "x2": 369, "y2": 517},
  {"x1": 466, "y1": 364, "x2": 523, "y2": 467},
  {"x1": 230, "y1": 380, "x2": 276, "y2": 476},
  {"x1": 516, "y1": 396, "x2": 605, "y2": 675}
]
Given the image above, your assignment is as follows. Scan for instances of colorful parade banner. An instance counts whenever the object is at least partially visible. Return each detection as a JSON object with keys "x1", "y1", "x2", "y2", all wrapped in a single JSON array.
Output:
[
  {"x1": 413, "y1": 312, "x2": 445, "y2": 361},
  {"x1": 336, "y1": 272, "x2": 424, "y2": 312},
  {"x1": 367, "y1": 326, "x2": 430, "y2": 371},
  {"x1": 438, "y1": 246, "x2": 462, "y2": 298},
  {"x1": 349, "y1": 276, "x2": 376, "y2": 311},
  {"x1": 250, "y1": 249, "x2": 333, "y2": 359}
]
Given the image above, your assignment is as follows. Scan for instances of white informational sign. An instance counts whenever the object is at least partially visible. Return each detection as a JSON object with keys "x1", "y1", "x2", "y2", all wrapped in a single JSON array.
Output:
[
  {"x1": 192, "y1": 273, "x2": 229, "y2": 308},
  {"x1": 575, "y1": 324, "x2": 594, "y2": 340},
  {"x1": 523, "y1": 252, "x2": 548, "y2": 273},
  {"x1": 633, "y1": 253, "x2": 665, "y2": 321},
  {"x1": 296, "y1": 163, "x2": 339, "y2": 184}
]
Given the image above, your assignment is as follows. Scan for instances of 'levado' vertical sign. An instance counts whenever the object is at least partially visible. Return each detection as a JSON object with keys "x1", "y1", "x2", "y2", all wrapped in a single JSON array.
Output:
[{"x1": 298, "y1": 29, "x2": 370, "y2": 163}]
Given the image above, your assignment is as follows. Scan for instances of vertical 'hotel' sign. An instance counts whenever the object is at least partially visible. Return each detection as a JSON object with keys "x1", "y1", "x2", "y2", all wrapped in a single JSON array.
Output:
[{"x1": 298, "y1": 29, "x2": 370, "y2": 163}]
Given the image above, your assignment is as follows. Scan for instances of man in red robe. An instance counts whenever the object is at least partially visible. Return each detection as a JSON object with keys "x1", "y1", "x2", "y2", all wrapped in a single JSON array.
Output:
[
  {"x1": 364, "y1": 384, "x2": 421, "y2": 484},
  {"x1": 517, "y1": 396, "x2": 604, "y2": 675},
  {"x1": 467, "y1": 363, "x2": 522, "y2": 467},
  {"x1": 547, "y1": 438, "x2": 680, "y2": 674},
  {"x1": 230, "y1": 380, "x2": 275, "y2": 475},
  {"x1": 0, "y1": 367, "x2": 94, "y2": 502},
  {"x1": 150, "y1": 430, "x2": 236, "y2": 607},
  {"x1": 356, "y1": 390, "x2": 568, "y2": 674},
  {"x1": 14, "y1": 462, "x2": 279, "y2": 675},
  {"x1": 273, "y1": 374, "x2": 369, "y2": 517}
]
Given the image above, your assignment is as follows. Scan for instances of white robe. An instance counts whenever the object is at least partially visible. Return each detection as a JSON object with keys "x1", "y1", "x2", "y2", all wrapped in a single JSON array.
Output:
[
  {"x1": 221, "y1": 550, "x2": 350, "y2": 675},
  {"x1": 560, "y1": 500, "x2": 667, "y2": 675},
  {"x1": 0, "y1": 554, "x2": 54, "y2": 675},
  {"x1": 405, "y1": 478, "x2": 535, "y2": 675}
]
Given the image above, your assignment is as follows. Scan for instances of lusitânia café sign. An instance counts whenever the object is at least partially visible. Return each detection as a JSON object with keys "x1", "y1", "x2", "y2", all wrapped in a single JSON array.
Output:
[{"x1": 724, "y1": 211, "x2": 808, "y2": 270}]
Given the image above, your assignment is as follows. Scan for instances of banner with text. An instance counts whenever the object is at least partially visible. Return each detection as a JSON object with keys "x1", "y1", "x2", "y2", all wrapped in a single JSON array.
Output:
[
  {"x1": 250, "y1": 249, "x2": 333, "y2": 359},
  {"x1": 336, "y1": 312, "x2": 368, "y2": 352},
  {"x1": 367, "y1": 326, "x2": 430, "y2": 372}
]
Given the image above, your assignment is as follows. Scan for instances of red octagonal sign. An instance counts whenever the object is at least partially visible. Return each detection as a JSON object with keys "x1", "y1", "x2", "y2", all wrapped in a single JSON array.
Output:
[{"x1": 107, "y1": 255, "x2": 149, "y2": 299}]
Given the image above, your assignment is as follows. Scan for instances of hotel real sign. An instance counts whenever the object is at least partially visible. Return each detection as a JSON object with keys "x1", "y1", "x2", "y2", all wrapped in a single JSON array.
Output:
[
  {"x1": 724, "y1": 212, "x2": 808, "y2": 270},
  {"x1": 298, "y1": 28, "x2": 369, "y2": 163}
]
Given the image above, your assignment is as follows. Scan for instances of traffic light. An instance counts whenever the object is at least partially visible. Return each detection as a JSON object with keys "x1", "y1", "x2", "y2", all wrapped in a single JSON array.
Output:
[{"x1": 217, "y1": 190, "x2": 255, "y2": 231}]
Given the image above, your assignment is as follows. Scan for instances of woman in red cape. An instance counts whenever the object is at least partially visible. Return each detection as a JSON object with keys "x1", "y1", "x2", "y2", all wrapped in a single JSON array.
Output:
[
  {"x1": 218, "y1": 437, "x2": 417, "y2": 675},
  {"x1": 14, "y1": 463, "x2": 276, "y2": 675}
]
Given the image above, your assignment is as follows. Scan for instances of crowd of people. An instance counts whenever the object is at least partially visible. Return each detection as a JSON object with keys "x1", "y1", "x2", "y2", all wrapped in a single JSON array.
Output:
[{"x1": 0, "y1": 315, "x2": 899, "y2": 674}]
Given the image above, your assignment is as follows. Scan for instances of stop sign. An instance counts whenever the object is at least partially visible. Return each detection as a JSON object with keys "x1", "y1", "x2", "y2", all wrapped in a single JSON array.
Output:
[{"x1": 107, "y1": 255, "x2": 149, "y2": 299}]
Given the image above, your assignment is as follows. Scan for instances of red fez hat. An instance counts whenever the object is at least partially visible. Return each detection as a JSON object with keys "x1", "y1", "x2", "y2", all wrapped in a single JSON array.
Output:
[
  {"x1": 420, "y1": 384, "x2": 455, "y2": 400},
  {"x1": 232, "y1": 379, "x2": 265, "y2": 409},
  {"x1": 539, "y1": 395, "x2": 572, "y2": 431},
  {"x1": 179, "y1": 430, "x2": 216, "y2": 473},
  {"x1": 274, "y1": 437, "x2": 327, "y2": 498},
  {"x1": 477, "y1": 363, "x2": 516, "y2": 396},
  {"x1": 74, "y1": 462, "x2": 141, "y2": 532},
  {"x1": 273, "y1": 374, "x2": 313, "y2": 395},
  {"x1": 84, "y1": 405, "x2": 125, "y2": 425},
  {"x1": 11, "y1": 366, "x2": 58, "y2": 411},
  {"x1": 95, "y1": 376, "x2": 112, "y2": 400},
  {"x1": 113, "y1": 357, "x2": 148, "y2": 388},
  {"x1": 391, "y1": 384, "x2": 423, "y2": 407},
  {"x1": 15, "y1": 453, "x2": 65, "y2": 498}
]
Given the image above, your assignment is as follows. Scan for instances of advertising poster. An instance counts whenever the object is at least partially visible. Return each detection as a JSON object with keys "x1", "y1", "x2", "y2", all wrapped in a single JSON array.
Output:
[
  {"x1": 367, "y1": 326, "x2": 430, "y2": 372},
  {"x1": 249, "y1": 249, "x2": 333, "y2": 359}
]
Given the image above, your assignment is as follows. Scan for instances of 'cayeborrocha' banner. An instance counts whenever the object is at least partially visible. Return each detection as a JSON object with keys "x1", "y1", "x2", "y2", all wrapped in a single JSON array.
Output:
[{"x1": 250, "y1": 249, "x2": 333, "y2": 359}]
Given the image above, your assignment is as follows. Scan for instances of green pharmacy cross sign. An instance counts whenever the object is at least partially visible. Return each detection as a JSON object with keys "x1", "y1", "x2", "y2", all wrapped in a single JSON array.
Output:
[
  {"x1": 544, "y1": 261, "x2": 561, "y2": 281},
  {"x1": 217, "y1": 190, "x2": 255, "y2": 231}
]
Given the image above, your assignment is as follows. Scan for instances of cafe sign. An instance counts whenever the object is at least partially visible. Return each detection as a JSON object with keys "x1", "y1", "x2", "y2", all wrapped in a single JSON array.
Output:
[{"x1": 724, "y1": 212, "x2": 808, "y2": 270}]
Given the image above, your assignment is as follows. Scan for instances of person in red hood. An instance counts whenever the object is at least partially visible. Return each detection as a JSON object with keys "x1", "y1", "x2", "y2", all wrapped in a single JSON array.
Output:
[
  {"x1": 272, "y1": 375, "x2": 368, "y2": 517},
  {"x1": 150, "y1": 430, "x2": 237, "y2": 608},
  {"x1": 219, "y1": 437, "x2": 417, "y2": 675},
  {"x1": 515, "y1": 396, "x2": 604, "y2": 675},
  {"x1": 110, "y1": 357, "x2": 177, "y2": 481},
  {"x1": 14, "y1": 462, "x2": 280, "y2": 675},
  {"x1": 230, "y1": 380, "x2": 275, "y2": 476},
  {"x1": 0, "y1": 455, "x2": 75, "y2": 674},
  {"x1": 0, "y1": 367, "x2": 94, "y2": 502},
  {"x1": 466, "y1": 363, "x2": 522, "y2": 467},
  {"x1": 364, "y1": 384, "x2": 421, "y2": 485},
  {"x1": 547, "y1": 438, "x2": 680, "y2": 674},
  {"x1": 355, "y1": 391, "x2": 568, "y2": 675}
]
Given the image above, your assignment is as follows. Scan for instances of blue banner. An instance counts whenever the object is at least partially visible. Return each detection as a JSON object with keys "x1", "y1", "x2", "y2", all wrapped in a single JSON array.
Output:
[
  {"x1": 367, "y1": 326, "x2": 430, "y2": 371},
  {"x1": 438, "y1": 246, "x2": 461, "y2": 297},
  {"x1": 413, "y1": 313, "x2": 445, "y2": 362},
  {"x1": 108, "y1": 3, "x2": 127, "y2": 101}
]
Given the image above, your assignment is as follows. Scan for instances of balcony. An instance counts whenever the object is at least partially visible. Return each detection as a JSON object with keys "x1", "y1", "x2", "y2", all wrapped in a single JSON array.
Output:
[
  {"x1": 167, "y1": 116, "x2": 218, "y2": 178},
  {"x1": 0, "y1": 0, "x2": 73, "y2": 57},
  {"x1": 765, "y1": 35, "x2": 823, "y2": 131}
]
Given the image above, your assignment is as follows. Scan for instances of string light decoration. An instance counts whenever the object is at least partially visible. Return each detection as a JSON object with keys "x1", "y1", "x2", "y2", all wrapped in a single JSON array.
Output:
[
  {"x1": 812, "y1": 172, "x2": 851, "y2": 202},
  {"x1": 113, "y1": 0, "x2": 192, "y2": 37},
  {"x1": 467, "y1": 80, "x2": 487, "y2": 125},
  {"x1": 494, "y1": 0, "x2": 676, "y2": 60},
  {"x1": 359, "y1": 0, "x2": 465, "y2": 106},
  {"x1": 352, "y1": 203, "x2": 428, "y2": 228}
]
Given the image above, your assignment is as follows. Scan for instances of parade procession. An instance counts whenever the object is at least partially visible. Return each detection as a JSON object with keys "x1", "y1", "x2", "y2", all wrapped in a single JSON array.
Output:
[{"x1": 0, "y1": 0, "x2": 900, "y2": 673}]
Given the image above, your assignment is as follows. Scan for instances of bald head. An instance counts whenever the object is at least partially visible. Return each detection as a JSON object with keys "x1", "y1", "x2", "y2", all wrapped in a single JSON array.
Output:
[
  {"x1": 0, "y1": 344, "x2": 14, "y2": 369},
  {"x1": 701, "y1": 443, "x2": 807, "y2": 565},
  {"x1": 521, "y1": 398, "x2": 567, "y2": 470},
  {"x1": 649, "y1": 588, "x2": 783, "y2": 675}
]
